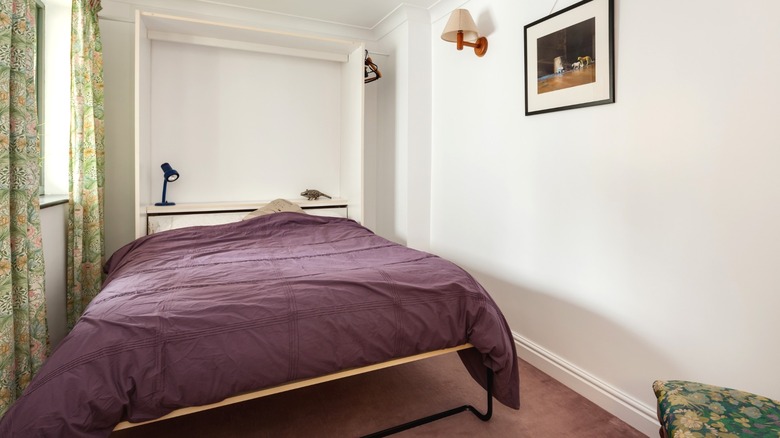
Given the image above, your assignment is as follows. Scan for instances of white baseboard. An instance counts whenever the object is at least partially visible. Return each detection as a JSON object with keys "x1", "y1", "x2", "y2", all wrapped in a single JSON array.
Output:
[{"x1": 513, "y1": 332, "x2": 659, "y2": 437}]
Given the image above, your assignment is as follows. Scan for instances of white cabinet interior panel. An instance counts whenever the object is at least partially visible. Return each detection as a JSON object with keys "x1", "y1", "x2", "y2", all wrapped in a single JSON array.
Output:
[{"x1": 149, "y1": 41, "x2": 342, "y2": 203}]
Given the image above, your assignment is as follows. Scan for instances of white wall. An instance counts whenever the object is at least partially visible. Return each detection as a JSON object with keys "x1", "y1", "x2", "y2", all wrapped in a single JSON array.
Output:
[{"x1": 430, "y1": 0, "x2": 780, "y2": 435}]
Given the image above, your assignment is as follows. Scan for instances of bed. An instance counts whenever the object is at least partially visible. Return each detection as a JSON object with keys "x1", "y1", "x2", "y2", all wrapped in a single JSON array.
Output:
[{"x1": 0, "y1": 211, "x2": 519, "y2": 437}]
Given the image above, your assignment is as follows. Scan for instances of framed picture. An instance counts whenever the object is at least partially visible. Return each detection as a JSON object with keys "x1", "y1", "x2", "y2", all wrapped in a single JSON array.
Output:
[{"x1": 524, "y1": 0, "x2": 614, "y2": 115}]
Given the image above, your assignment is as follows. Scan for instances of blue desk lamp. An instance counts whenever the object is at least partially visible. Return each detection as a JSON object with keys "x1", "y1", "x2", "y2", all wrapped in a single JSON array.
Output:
[{"x1": 155, "y1": 162, "x2": 179, "y2": 206}]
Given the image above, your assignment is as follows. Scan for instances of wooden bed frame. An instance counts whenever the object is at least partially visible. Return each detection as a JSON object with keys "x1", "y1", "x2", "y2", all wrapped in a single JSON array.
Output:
[{"x1": 114, "y1": 343, "x2": 492, "y2": 436}]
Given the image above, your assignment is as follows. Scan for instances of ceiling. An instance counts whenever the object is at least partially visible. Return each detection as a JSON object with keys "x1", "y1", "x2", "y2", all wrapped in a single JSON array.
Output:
[{"x1": 191, "y1": 0, "x2": 442, "y2": 29}]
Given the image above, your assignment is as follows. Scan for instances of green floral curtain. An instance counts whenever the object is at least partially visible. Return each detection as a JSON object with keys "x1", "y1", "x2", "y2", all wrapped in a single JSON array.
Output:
[
  {"x1": 67, "y1": 0, "x2": 104, "y2": 329},
  {"x1": 0, "y1": 0, "x2": 48, "y2": 417}
]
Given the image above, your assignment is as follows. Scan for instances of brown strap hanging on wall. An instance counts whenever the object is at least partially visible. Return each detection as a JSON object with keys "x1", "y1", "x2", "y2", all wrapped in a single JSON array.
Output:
[{"x1": 364, "y1": 50, "x2": 381, "y2": 84}]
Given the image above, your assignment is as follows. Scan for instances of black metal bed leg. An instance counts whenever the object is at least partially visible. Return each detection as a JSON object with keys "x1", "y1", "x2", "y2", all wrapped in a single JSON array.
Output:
[{"x1": 361, "y1": 368, "x2": 494, "y2": 438}]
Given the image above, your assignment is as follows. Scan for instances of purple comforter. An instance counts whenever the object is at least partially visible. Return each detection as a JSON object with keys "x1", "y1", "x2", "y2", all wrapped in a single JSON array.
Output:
[{"x1": 0, "y1": 213, "x2": 519, "y2": 437}]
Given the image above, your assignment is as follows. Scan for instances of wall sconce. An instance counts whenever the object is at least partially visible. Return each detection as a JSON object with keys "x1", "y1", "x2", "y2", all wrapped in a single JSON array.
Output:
[
  {"x1": 441, "y1": 9, "x2": 488, "y2": 57},
  {"x1": 155, "y1": 162, "x2": 179, "y2": 206}
]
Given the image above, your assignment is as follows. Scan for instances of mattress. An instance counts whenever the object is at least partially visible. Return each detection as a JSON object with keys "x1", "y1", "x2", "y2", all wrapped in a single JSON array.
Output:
[{"x1": 0, "y1": 212, "x2": 519, "y2": 437}]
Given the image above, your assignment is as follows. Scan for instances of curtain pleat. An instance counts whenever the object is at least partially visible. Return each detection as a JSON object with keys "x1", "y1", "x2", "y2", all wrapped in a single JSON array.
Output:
[
  {"x1": 67, "y1": 0, "x2": 104, "y2": 329},
  {"x1": 0, "y1": 0, "x2": 49, "y2": 417}
]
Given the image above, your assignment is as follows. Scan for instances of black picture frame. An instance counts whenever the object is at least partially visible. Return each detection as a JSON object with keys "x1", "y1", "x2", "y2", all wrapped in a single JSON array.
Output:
[{"x1": 524, "y1": 0, "x2": 615, "y2": 116}]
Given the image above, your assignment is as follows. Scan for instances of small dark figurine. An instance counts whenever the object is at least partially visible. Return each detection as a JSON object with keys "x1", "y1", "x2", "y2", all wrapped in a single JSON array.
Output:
[{"x1": 301, "y1": 189, "x2": 332, "y2": 201}]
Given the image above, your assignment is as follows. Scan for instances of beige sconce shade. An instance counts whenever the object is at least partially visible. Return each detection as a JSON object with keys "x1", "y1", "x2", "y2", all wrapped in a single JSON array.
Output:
[{"x1": 441, "y1": 9, "x2": 488, "y2": 57}]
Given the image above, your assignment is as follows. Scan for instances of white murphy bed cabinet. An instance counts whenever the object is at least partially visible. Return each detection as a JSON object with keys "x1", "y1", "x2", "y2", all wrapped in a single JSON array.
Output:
[{"x1": 134, "y1": 12, "x2": 365, "y2": 238}]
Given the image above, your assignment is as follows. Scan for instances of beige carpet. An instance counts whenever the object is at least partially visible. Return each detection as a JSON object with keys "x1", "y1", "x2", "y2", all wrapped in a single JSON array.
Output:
[{"x1": 111, "y1": 353, "x2": 647, "y2": 437}]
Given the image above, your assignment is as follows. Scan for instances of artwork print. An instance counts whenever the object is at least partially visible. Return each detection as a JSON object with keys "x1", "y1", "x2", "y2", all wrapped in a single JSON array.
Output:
[
  {"x1": 524, "y1": 0, "x2": 614, "y2": 115},
  {"x1": 536, "y1": 17, "x2": 596, "y2": 94}
]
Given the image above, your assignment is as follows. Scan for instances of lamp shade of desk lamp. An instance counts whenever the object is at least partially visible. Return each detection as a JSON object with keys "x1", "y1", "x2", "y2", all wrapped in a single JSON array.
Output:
[
  {"x1": 441, "y1": 9, "x2": 488, "y2": 57},
  {"x1": 155, "y1": 162, "x2": 179, "y2": 206}
]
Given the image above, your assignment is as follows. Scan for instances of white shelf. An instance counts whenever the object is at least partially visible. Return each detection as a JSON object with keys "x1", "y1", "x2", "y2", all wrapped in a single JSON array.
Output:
[{"x1": 146, "y1": 198, "x2": 348, "y2": 215}]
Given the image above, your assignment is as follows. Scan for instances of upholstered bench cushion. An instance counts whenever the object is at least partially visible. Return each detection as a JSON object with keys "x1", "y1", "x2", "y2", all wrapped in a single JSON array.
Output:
[{"x1": 653, "y1": 380, "x2": 780, "y2": 437}]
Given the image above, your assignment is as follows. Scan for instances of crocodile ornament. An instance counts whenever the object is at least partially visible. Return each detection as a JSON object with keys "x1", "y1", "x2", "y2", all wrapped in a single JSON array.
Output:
[{"x1": 301, "y1": 189, "x2": 332, "y2": 201}]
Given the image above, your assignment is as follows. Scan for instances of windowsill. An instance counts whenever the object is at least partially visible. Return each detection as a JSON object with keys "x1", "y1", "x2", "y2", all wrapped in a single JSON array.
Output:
[{"x1": 40, "y1": 194, "x2": 68, "y2": 209}]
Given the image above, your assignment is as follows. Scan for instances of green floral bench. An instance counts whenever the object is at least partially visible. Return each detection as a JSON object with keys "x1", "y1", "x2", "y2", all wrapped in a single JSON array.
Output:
[{"x1": 653, "y1": 380, "x2": 780, "y2": 437}]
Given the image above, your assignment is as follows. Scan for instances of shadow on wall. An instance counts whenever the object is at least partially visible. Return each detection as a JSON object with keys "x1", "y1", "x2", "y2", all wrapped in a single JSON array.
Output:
[
  {"x1": 475, "y1": 9, "x2": 496, "y2": 38},
  {"x1": 460, "y1": 265, "x2": 672, "y2": 433}
]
